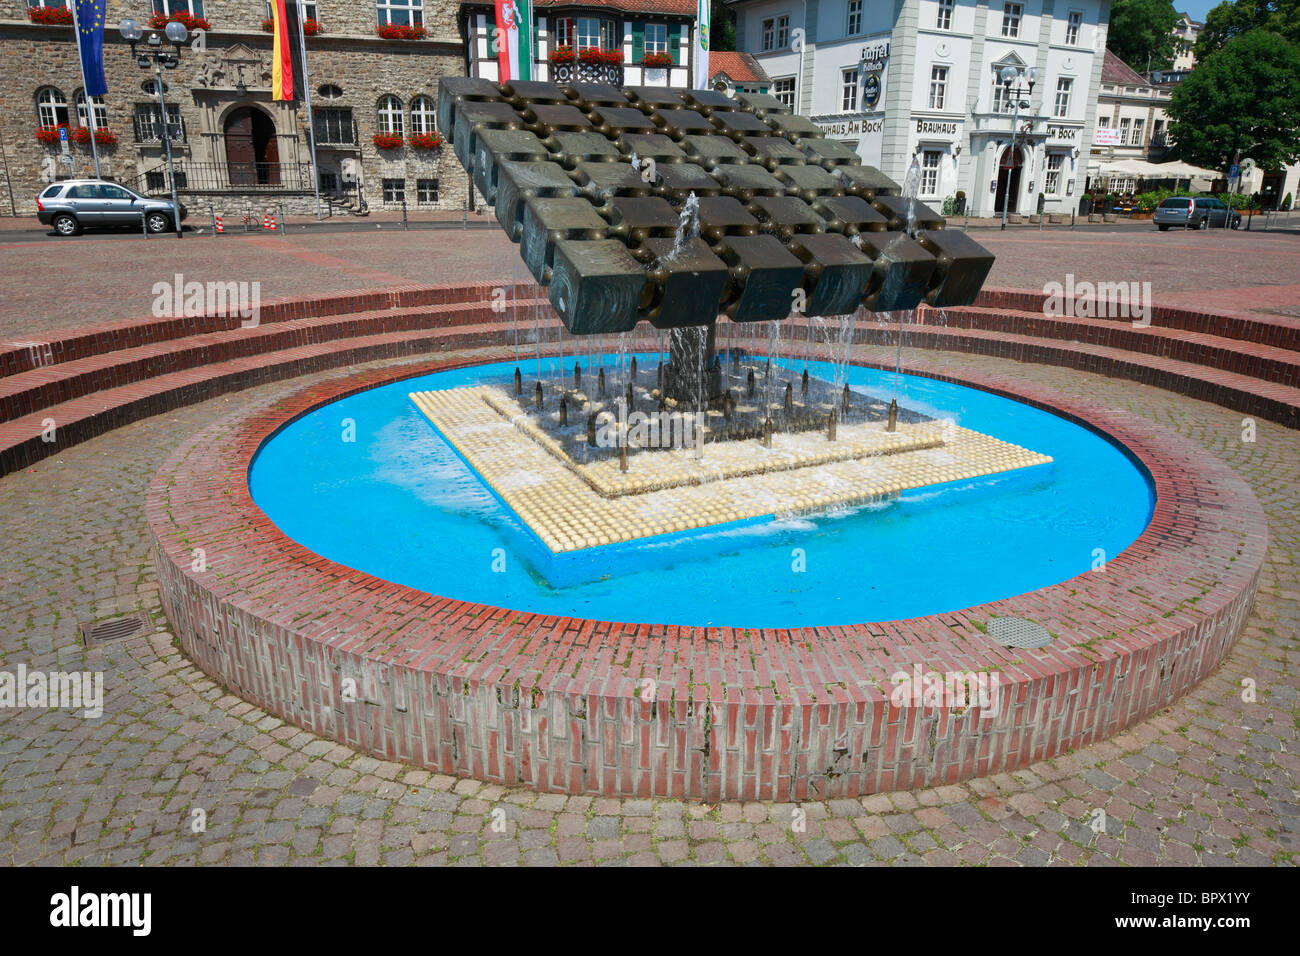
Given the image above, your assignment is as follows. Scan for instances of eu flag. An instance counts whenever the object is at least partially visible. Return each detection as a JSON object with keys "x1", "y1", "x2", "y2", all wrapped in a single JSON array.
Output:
[{"x1": 74, "y1": 0, "x2": 108, "y2": 97}]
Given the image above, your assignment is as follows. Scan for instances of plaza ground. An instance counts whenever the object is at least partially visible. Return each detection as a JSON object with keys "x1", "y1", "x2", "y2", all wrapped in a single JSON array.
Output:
[{"x1": 0, "y1": 227, "x2": 1295, "y2": 866}]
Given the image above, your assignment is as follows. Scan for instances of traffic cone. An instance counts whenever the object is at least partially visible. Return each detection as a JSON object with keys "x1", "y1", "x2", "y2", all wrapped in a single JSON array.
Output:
[
  {"x1": 268, "y1": 214, "x2": 277, "y2": 231},
  {"x1": 214, "y1": 215, "x2": 224, "y2": 234},
  {"x1": 263, "y1": 213, "x2": 270, "y2": 230}
]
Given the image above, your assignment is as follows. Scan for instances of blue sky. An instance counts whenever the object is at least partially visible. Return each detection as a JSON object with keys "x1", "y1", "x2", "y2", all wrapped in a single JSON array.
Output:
[{"x1": 1176, "y1": 0, "x2": 1218, "y2": 21}]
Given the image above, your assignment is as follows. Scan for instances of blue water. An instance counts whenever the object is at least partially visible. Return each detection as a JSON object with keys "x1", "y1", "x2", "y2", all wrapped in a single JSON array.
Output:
[{"x1": 249, "y1": 357, "x2": 1153, "y2": 628}]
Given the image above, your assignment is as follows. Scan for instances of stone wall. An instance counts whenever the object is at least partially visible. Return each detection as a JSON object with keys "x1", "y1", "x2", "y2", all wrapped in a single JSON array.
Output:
[{"x1": 0, "y1": 1, "x2": 472, "y2": 217}]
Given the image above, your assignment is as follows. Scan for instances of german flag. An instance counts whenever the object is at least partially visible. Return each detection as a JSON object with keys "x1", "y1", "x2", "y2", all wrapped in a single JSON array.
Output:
[{"x1": 269, "y1": 0, "x2": 305, "y2": 101}]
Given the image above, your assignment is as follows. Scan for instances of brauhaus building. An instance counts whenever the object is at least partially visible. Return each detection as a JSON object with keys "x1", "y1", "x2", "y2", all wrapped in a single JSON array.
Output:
[
  {"x1": 0, "y1": 0, "x2": 472, "y2": 217},
  {"x1": 726, "y1": 0, "x2": 1109, "y2": 218}
]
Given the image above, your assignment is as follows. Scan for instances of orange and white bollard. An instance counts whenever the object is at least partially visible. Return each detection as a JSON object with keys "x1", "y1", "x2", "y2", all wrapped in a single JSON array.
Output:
[
  {"x1": 263, "y1": 213, "x2": 271, "y2": 230},
  {"x1": 214, "y1": 215, "x2": 224, "y2": 234},
  {"x1": 268, "y1": 214, "x2": 277, "y2": 231}
]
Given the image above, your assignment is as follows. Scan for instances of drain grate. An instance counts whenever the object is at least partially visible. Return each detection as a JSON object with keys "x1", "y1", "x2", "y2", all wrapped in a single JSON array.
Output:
[
  {"x1": 79, "y1": 615, "x2": 147, "y2": 647},
  {"x1": 986, "y1": 616, "x2": 1054, "y2": 649}
]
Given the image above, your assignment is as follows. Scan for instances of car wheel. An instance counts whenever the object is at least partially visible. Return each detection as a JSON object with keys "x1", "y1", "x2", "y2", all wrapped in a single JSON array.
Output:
[
  {"x1": 146, "y1": 212, "x2": 173, "y2": 234},
  {"x1": 1157, "y1": 224, "x2": 1170, "y2": 231},
  {"x1": 51, "y1": 213, "x2": 81, "y2": 237},
  {"x1": 1231, "y1": 217, "x2": 1241, "y2": 229},
  {"x1": 1197, "y1": 216, "x2": 1208, "y2": 230}
]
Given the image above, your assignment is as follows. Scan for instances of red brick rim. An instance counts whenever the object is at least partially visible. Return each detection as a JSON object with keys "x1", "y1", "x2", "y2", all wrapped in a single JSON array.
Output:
[{"x1": 146, "y1": 349, "x2": 1267, "y2": 799}]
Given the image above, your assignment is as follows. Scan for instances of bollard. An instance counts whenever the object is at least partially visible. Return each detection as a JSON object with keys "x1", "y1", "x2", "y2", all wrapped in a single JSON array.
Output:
[
  {"x1": 587, "y1": 411, "x2": 597, "y2": 447},
  {"x1": 140, "y1": 210, "x2": 148, "y2": 238},
  {"x1": 598, "y1": 367, "x2": 606, "y2": 396},
  {"x1": 279, "y1": 203, "x2": 286, "y2": 237},
  {"x1": 210, "y1": 205, "x2": 217, "y2": 237},
  {"x1": 1070, "y1": 210, "x2": 1075, "y2": 230},
  {"x1": 514, "y1": 367, "x2": 522, "y2": 395},
  {"x1": 573, "y1": 361, "x2": 581, "y2": 390},
  {"x1": 746, "y1": 368, "x2": 755, "y2": 398},
  {"x1": 784, "y1": 382, "x2": 793, "y2": 415},
  {"x1": 886, "y1": 398, "x2": 898, "y2": 432},
  {"x1": 534, "y1": 380, "x2": 544, "y2": 410},
  {"x1": 842, "y1": 384, "x2": 850, "y2": 415},
  {"x1": 761, "y1": 416, "x2": 773, "y2": 448},
  {"x1": 630, "y1": 356, "x2": 637, "y2": 378},
  {"x1": 828, "y1": 408, "x2": 837, "y2": 441},
  {"x1": 801, "y1": 368, "x2": 809, "y2": 396},
  {"x1": 559, "y1": 393, "x2": 568, "y2": 427},
  {"x1": 625, "y1": 381, "x2": 634, "y2": 409},
  {"x1": 402, "y1": 198, "x2": 409, "y2": 231},
  {"x1": 462, "y1": 202, "x2": 467, "y2": 229}
]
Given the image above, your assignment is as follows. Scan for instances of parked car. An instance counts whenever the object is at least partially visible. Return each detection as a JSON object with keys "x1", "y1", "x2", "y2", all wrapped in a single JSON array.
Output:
[
  {"x1": 1152, "y1": 196, "x2": 1241, "y2": 230},
  {"x1": 36, "y1": 179, "x2": 187, "y2": 236}
]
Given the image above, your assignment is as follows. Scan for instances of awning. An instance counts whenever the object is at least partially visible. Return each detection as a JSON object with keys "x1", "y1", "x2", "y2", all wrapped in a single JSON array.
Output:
[{"x1": 1095, "y1": 159, "x2": 1223, "y2": 181}]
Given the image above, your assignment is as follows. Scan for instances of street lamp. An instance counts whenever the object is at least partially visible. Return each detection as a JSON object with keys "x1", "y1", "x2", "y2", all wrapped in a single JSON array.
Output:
[
  {"x1": 119, "y1": 18, "x2": 188, "y2": 239},
  {"x1": 998, "y1": 64, "x2": 1037, "y2": 231}
]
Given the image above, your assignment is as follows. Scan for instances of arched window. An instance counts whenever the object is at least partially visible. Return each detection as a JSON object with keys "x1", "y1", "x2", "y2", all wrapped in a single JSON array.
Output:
[
  {"x1": 409, "y1": 95, "x2": 436, "y2": 135},
  {"x1": 75, "y1": 90, "x2": 109, "y2": 129},
  {"x1": 37, "y1": 88, "x2": 68, "y2": 128},
  {"x1": 377, "y1": 95, "x2": 403, "y2": 135}
]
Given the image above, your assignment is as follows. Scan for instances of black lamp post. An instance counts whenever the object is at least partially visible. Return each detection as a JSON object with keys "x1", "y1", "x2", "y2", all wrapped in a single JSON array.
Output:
[
  {"x1": 119, "y1": 17, "x2": 188, "y2": 239},
  {"x1": 999, "y1": 64, "x2": 1037, "y2": 231}
]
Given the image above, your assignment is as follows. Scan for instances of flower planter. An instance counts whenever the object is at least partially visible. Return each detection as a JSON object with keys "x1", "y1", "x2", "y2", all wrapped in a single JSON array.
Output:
[
  {"x1": 28, "y1": 6, "x2": 73, "y2": 25},
  {"x1": 261, "y1": 17, "x2": 322, "y2": 35},
  {"x1": 375, "y1": 23, "x2": 426, "y2": 40},
  {"x1": 35, "y1": 126, "x2": 63, "y2": 145},
  {"x1": 409, "y1": 133, "x2": 443, "y2": 151},
  {"x1": 372, "y1": 133, "x2": 404, "y2": 151},
  {"x1": 70, "y1": 126, "x2": 118, "y2": 147},
  {"x1": 643, "y1": 67, "x2": 667, "y2": 84},
  {"x1": 149, "y1": 12, "x2": 211, "y2": 31}
]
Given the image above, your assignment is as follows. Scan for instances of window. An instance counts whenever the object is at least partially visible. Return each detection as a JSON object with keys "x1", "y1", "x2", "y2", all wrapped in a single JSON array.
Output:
[
  {"x1": 1002, "y1": 3, "x2": 1022, "y2": 38},
  {"x1": 841, "y1": 68, "x2": 859, "y2": 111},
  {"x1": 375, "y1": 0, "x2": 422, "y2": 27},
  {"x1": 382, "y1": 178, "x2": 405, "y2": 202},
  {"x1": 141, "y1": 79, "x2": 169, "y2": 97},
  {"x1": 992, "y1": 78, "x2": 1011, "y2": 113},
  {"x1": 1045, "y1": 153, "x2": 1064, "y2": 194},
  {"x1": 266, "y1": 1, "x2": 317, "y2": 19},
  {"x1": 761, "y1": 15, "x2": 789, "y2": 51},
  {"x1": 153, "y1": 0, "x2": 204, "y2": 16},
  {"x1": 556, "y1": 17, "x2": 614, "y2": 50},
  {"x1": 318, "y1": 84, "x2": 343, "y2": 100},
  {"x1": 1129, "y1": 117, "x2": 1144, "y2": 146},
  {"x1": 936, "y1": 0, "x2": 954, "y2": 30},
  {"x1": 846, "y1": 0, "x2": 862, "y2": 35},
  {"x1": 1053, "y1": 77, "x2": 1072, "y2": 118},
  {"x1": 313, "y1": 107, "x2": 355, "y2": 144},
  {"x1": 928, "y1": 66, "x2": 948, "y2": 110},
  {"x1": 75, "y1": 91, "x2": 108, "y2": 129},
  {"x1": 645, "y1": 23, "x2": 667, "y2": 55},
  {"x1": 920, "y1": 149, "x2": 941, "y2": 196},
  {"x1": 1066, "y1": 10, "x2": 1081, "y2": 45},
  {"x1": 771, "y1": 77, "x2": 795, "y2": 110},
  {"x1": 1118, "y1": 117, "x2": 1131, "y2": 143},
  {"x1": 36, "y1": 88, "x2": 68, "y2": 128},
  {"x1": 410, "y1": 95, "x2": 436, "y2": 134},
  {"x1": 133, "y1": 103, "x2": 184, "y2": 142},
  {"x1": 416, "y1": 178, "x2": 440, "y2": 204},
  {"x1": 99, "y1": 184, "x2": 132, "y2": 200},
  {"x1": 1097, "y1": 115, "x2": 1110, "y2": 128},
  {"x1": 319, "y1": 171, "x2": 338, "y2": 192},
  {"x1": 145, "y1": 169, "x2": 167, "y2": 191},
  {"x1": 377, "y1": 95, "x2": 403, "y2": 135}
]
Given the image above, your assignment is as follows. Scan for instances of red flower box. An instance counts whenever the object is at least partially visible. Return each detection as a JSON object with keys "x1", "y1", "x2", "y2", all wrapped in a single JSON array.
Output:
[
  {"x1": 148, "y1": 11, "x2": 211, "y2": 32},
  {"x1": 261, "y1": 16, "x2": 322, "y2": 35},
  {"x1": 578, "y1": 47, "x2": 623, "y2": 67},
  {"x1": 27, "y1": 6, "x2": 74, "y2": 25},
  {"x1": 35, "y1": 125, "x2": 63, "y2": 145},
  {"x1": 409, "y1": 132, "x2": 443, "y2": 151},
  {"x1": 70, "y1": 126, "x2": 118, "y2": 147},
  {"x1": 375, "y1": 22, "x2": 426, "y2": 40},
  {"x1": 641, "y1": 51, "x2": 673, "y2": 69},
  {"x1": 548, "y1": 45, "x2": 575, "y2": 65},
  {"x1": 372, "y1": 132, "x2": 404, "y2": 150}
]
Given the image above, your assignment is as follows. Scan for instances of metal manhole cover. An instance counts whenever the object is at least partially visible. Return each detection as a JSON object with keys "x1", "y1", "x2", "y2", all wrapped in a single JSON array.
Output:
[
  {"x1": 79, "y1": 615, "x2": 147, "y2": 647},
  {"x1": 986, "y1": 616, "x2": 1053, "y2": 649}
]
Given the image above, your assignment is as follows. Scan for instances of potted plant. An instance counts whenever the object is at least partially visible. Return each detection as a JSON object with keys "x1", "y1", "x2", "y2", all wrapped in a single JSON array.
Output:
[
  {"x1": 35, "y1": 125, "x2": 64, "y2": 145},
  {"x1": 549, "y1": 45, "x2": 575, "y2": 65},
  {"x1": 409, "y1": 131, "x2": 442, "y2": 151},
  {"x1": 375, "y1": 22, "x2": 426, "y2": 40},
  {"x1": 70, "y1": 126, "x2": 118, "y2": 147},
  {"x1": 641, "y1": 51, "x2": 673, "y2": 69},
  {"x1": 27, "y1": 5, "x2": 74, "y2": 25},
  {"x1": 262, "y1": 16, "x2": 322, "y2": 35},
  {"x1": 148, "y1": 11, "x2": 211, "y2": 31},
  {"x1": 372, "y1": 131, "x2": 403, "y2": 150}
]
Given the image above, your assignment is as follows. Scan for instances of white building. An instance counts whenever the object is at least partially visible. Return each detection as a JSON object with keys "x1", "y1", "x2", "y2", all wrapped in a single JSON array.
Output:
[{"x1": 727, "y1": 0, "x2": 1110, "y2": 216}]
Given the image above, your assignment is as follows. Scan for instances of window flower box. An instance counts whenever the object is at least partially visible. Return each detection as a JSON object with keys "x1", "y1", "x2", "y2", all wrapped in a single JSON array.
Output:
[
  {"x1": 35, "y1": 125, "x2": 64, "y2": 145},
  {"x1": 372, "y1": 132, "x2": 404, "y2": 150},
  {"x1": 549, "y1": 45, "x2": 575, "y2": 65},
  {"x1": 261, "y1": 16, "x2": 322, "y2": 35},
  {"x1": 375, "y1": 23, "x2": 426, "y2": 40},
  {"x1": 578, "y1": 47, "x2": 623, "y2": 67},
  {"x1": 70, "y1": 126, "x2": 118, "y2": 147},
  {"x1": 27, "y1": 6, "x2": 74, "y2": 26},
  {"x1": 409, "y1": 132, "x2": 442, "y2": 151},
  {"x1": 641, "y1": 51, "x2": 673, "y2": 69},
  {"x1": 148, "y1": 12, "x2": 211, "y2": 32}
]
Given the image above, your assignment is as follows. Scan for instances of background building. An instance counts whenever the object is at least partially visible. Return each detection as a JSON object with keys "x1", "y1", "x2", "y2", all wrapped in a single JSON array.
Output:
[
  {"x1": 728, "y1": 0, "x2": 1109, "y2": 217},
  {"x1": 1, "y1": 0, "x2": 470, "y2": 217}
]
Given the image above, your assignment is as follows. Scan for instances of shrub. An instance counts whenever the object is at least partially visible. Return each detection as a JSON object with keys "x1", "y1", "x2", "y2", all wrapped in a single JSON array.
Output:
[{"x1": 1283, "y1": 192, "x2": 1293, "y2": 210}]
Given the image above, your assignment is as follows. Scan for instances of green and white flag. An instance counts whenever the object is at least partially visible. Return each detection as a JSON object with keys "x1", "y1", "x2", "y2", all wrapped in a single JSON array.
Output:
[
  {"x1": 494, "y1": 0, "x2": 532, "y2": 82},
  {"x1": 694, "y1": 0, "x2": 710, "y2": 90}
]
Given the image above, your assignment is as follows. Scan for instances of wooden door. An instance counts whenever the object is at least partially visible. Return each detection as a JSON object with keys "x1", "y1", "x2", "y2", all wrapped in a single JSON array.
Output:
[{"x1": 225, "y1": 109, "x2": 256, "y2": 187}]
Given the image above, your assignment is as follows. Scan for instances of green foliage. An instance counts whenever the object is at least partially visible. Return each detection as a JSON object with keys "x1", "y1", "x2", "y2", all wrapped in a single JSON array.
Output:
[
  {"x1": 1197, "y1": 0, "x2": 1300, "y2": 59},
  {"x1": 710, "y1": 0, "x2": 736, "y2": 52},
  {"x1": 1284, "y1": 192, "x2": 1294, "y2": 209},
  {"x1": 1109, "y1": 0, "x2": 1180, "y2": 71},
  {"x1": 1135, "y1": 187, "x2": 1177, "y2": 210},
  {"x1": 1167, "y1": 29, "x2": 1300, "y2": 172},
  {"x1": 942, "y1": 195, "x2": 957, "y2": 215}
]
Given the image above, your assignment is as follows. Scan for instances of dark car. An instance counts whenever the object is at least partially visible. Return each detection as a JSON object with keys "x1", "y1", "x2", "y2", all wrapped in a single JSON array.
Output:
[
  {"x1": 36, "y1": 179, "x2": 187, "y2": 236},
  {"x1": 1152, "y1": 196, "x2": 1240, "y2": 230}
]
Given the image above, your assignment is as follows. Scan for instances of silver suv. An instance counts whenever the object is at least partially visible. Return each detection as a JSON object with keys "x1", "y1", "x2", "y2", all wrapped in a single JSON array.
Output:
[
  {"x1": 1152, "y1": 196, "x2": 1241, "y2": 230},
  {"x1": 36, "y1": 179, "x2": 187, "y2": 236}
]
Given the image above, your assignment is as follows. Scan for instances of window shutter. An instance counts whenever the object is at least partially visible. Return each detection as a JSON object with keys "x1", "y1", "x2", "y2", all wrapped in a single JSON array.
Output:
[
  {"x1": 632, "y1": 22, "x2": 644, "y2": 63},
  {"x1": 669, "y1": 23, "x2": 681, "y2": 64}
]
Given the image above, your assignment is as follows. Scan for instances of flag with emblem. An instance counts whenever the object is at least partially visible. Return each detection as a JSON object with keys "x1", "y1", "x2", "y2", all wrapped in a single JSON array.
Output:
[
  {"x1": 494, "y1": 0, "x2": 532, "y2": 83},
  {"x1": 73, "y1": 0, "x2": 108, "y2": 96},
  {"x1": 694, "y1": 0, "x2": 711, "y2": 90}
]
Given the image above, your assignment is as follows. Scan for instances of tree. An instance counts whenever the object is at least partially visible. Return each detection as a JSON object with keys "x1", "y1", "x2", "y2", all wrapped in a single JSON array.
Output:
[
  {"x1": 1166, "y1": 29, "x2": 1300, "y2": 171},
  {"x1": 1197, "y1": 0, "x2": 1300, "y2": 60},
  {"x1": 710, "y1": 0, "x2": 736, "y2": 52},
  {"x1": 1108, "y1": 0, "x2": 1180, "y2": 72}
]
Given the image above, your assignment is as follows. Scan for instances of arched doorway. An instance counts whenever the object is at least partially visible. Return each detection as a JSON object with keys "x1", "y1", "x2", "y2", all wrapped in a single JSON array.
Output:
[
  {"x1": 224, "y1": 107, "x2": 280, "y2": 187},
  {"x1": 995, "y1": 145, "x2": 1023, "y2": 215}
]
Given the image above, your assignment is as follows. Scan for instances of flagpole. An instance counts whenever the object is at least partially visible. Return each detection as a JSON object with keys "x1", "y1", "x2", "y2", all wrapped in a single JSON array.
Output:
[
  {"x1": 69, "y1": 0, "x2": 102, "y2": 179},
  {"x1": 296, "y1": 0, "x2": 321, "y2": 219}
]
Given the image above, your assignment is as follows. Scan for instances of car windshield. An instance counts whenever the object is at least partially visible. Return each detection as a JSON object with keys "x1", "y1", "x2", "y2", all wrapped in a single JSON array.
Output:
[{"x1": 1159, "y1": 198, "x2": 1192, "y2": 209}]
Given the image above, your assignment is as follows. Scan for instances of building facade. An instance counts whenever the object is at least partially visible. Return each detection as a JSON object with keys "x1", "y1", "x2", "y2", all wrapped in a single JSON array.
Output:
[
  {"x1": 1170, "y1": 10, "x2": 1199, "y2": 70},
  {"x1": 1088, "y1": 48, "x2": 1170, "y2": 192},
  {"x1": 0, "y1": 0, "x2": 471, "y2": 218},
  {"x1": 728, "y1": 0, "x2": 1109, "y2": 217}
]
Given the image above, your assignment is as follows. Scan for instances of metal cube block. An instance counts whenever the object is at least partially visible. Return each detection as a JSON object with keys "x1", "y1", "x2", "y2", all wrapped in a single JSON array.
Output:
[
  {"x1": 871, "y1": 195, "x2": 946, "y2": 232},
  {"x1": 622, "y1": 86, "x2": 686, "y2": 112},
  {"x1": 641, "y1": 237, "x2": 730, "y2": 328},
  {"x1": 588, "y1": 107, "x2": 658, "y2": 136},
  {"x1": 495, "y1": 161, "x2": 579, "y2": 241},
  {"x1": 835, "y1": 165, "x2": 900, "y2": 198},
  {"x1": 472, "y1": 128, "x2": 550, "y2": 205},
  {"x1": 914, "y1": 229, "x2": 996, "y2": 307},
  {"x1": 763, "y1": 113, "x2": 825, "y2": 141},
  {"x1": 716, "y1": 235, "x2": 806, "y2": 323},
  {"x1": 799, "y1": 138, "x2": 862, "y2": 168},
  {"x1": 787, "y1": 234, "x2": 874, "y2": 316},
  {"x1": 733, "y1": 91, "x2": 792, "y2": 116},
  {"x1": 572, "y1": 161, "x2": 650, "y2": 201},
  {"x1": 710, "y1": 110, "x2": 772, "y2": 140},
  {"x1": 811, "y1": 195, "x2": 889, "y2": 235},
  {"x1": 564, "y1": 83, "x2": 627, "y2": 107},
  {"x1": 774, "y1": 165, "x2": 845, "y2": 202},
  {"x1": 679, "y1": 90, "x2": 738, "y2": 115},
  {"x1": 501, "y1": 80, "x2": 570, "y2": 105},
  {"x1": 653, "y1": 163, "x2": 725, "y2": 200},
  {"x1": 525, "y1": 103, "x2": 593, "y2": 136},
  {"x1": 548, "y1": 239, "x2": 647, "y2": 335},
  {"x1": 618, "y1": 134, "x2": 687, "y2": 165},
  {"x1": 437, "y1": 77, "x2": 503, "y2": 143},
  {"x1": 550, "y1": 131, "x2": 622, "y2": 166},
  {"x1": 681, "y1": 135, "x2": 749, "y2": 167},
  {"x1": 520, "y1": 197, "x2": 610, "y2": 283},
  {"x1": 852, "y1": 232, "x2": 938, "y2": 313},
  {"x1": 711, "y1": 164, "x2": 788, "y2": 202},
  {"x1": 743, "y1": 136, "x2": 807, "y2": 170},
  {"x1": 453, "y1": 100, "x2": 524, "y2": 169},
  {"x1": 651, "y1": 109, "x2": 717, "y2": 137},
  {"x1": 608, "y1": 196, "x2": 680, "y2": 243},
  {"x1": 748, "y1": 196, "x2": 826, "y2": 241},
  {"x1": 695, "y1": 196, "x2": 759, "y2": 241}
]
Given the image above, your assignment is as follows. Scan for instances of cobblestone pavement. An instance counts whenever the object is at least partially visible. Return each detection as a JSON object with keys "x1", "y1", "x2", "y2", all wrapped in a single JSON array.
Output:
[
  {"x1": 0, "y1": 339, "x2": 1295, "y2": 867},
  {"x1": 2, "y1": 227, "x2": 1297, "y2": 337}
]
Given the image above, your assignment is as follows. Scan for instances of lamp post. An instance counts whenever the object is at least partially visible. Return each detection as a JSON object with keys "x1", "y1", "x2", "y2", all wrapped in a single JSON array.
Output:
[
  {"x1": 119, "y1": 18, "x2": 188, "y2": 239},
  {"x1": 998, "y1": 64, "x2": 1037, "y2": 231}
]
